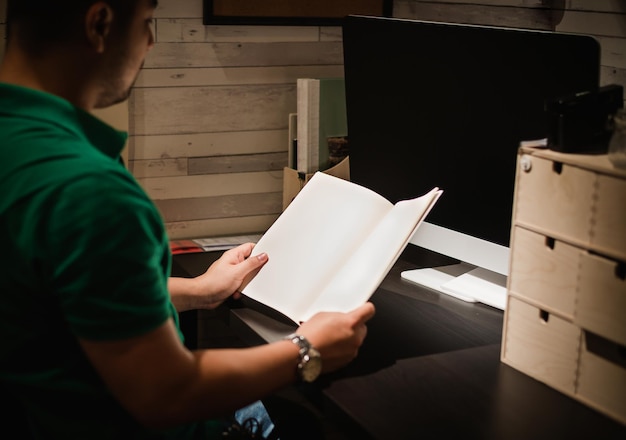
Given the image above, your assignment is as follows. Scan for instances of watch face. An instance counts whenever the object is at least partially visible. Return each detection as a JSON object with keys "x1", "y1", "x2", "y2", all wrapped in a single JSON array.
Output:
[{"x1": 300, "y1": 349, "x2": 322, "y2": 382}]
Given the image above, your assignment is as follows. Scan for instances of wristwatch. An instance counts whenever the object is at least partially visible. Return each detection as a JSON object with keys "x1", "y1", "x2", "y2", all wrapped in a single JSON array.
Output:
[{"x1": 284, "y1": 333, "x2": 322, "y2": 382}]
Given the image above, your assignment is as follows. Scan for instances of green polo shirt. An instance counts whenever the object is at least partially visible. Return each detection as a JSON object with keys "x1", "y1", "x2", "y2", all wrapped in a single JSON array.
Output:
[{"x1": 0, "y1": 83, "x2": 221, "y2": 439}]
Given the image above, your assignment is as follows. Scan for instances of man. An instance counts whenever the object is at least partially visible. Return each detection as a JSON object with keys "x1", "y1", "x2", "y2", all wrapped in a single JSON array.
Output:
[{"x1": 0, "y1": 1, "x2": 375, "y2": 438}]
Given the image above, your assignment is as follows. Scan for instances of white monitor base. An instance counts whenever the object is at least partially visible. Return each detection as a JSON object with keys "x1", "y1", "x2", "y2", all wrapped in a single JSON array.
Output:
[{"x1": 401, "y1": 263, "x2": 507, "y2": 310}]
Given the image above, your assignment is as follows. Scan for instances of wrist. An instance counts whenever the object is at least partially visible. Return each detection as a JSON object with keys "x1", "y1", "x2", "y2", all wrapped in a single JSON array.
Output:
[
  {"x1": 284, "y1": 333, "x2": 322, "y2": 383},
  {"x1": 168, "y1": 277, "x2": 204, "y2": 311}
]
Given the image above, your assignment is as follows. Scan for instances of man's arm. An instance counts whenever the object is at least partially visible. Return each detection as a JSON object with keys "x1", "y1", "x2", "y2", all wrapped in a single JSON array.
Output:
[
  {"x1": 79, "y1": 303, "x2": 375, "y2": 430},
  {"x1": 168, "y1": 242, "x2": 266, "y2": 312},
  {"x1": 79, "y1": 318, "x2": 300, "y2": 429}
]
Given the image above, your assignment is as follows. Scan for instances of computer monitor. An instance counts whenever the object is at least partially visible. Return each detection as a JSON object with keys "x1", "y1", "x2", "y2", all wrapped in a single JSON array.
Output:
[{"x1": 342, "y1": 15, "x2": 600, "y2": 309}]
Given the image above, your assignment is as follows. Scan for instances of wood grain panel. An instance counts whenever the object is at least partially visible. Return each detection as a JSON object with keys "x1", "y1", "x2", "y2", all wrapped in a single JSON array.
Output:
[
  {"x1": 131, "y1": 158, "x2": 188, "y2": 178},
  {"x1": 563, "y1": 0, "x2": 626, "y2": 13},
  {"x1": 155, "y1": 192, "x2": 282, "y2": 222},
  {"x1": 188, "y1": 152, "x2": 287, "y2": 175},
  {"x1": 134, "y1": 65, "x2": 344, "y2": 88},
  {"x1": 164, "y1": 214, "x2": 278, "y2": 240},
  {"x1": 595, "y1": 36, "x2": 626, "y2": 69},
  {"x1": 320, "y1": 26, "x2": 343, "y2": 41},
  {"x1": 157, "y1": 20, "x2": 320, "y2": 43},
  {"x1": 556, "y1": 10, "x2": 626, "y2": 37},
  {"x1": 600, "y1": 66, "x2": 626, "y2": 92},
  {"x1": 143, "y1": 41, "x2": 343, "y2": 68},
  {"x1": 393, "y1": 1, "x2": 555, "y2": 29},
  {"x1": 136, "y1": 171, "x2": 283, "y2": 200},
  {"x1": 129, "y1": 130, "x2": 288, "y2": 160},
  {"x1": 129, "y1": 84, "x2": 296, "y2": 135},
  {"x1": 154, "y1": 0, "x2": 202, "y2": 19}
]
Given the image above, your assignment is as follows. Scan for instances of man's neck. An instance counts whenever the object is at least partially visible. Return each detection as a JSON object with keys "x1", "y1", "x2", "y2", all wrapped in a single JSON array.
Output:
[{"x1": 0, "y1": 47, "x2": 95, "y2": 111}]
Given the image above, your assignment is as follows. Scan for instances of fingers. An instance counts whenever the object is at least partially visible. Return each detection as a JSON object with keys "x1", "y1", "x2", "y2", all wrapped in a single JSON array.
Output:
[
  {"x1": 226, "y1": 242, "x2": 255, "y2": 261},
  {"x1": 248, "y1": 252, "x2": 268, "y2": 268},
  {"x1": 238, "y1": 252, "x2": 269, "y2": 291},
  {"x1": 344, "y1": 303, "x2": 374, "y2": 348},
  {"x1": 221, "y1": 243, "x2": 264, "y2": 267},
  {"x1": 349, "y1": 302, "x2": 376, "y2": 324}
]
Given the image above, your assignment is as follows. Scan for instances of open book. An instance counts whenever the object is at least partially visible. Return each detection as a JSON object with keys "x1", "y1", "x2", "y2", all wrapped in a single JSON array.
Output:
[{"x1": 242, "y1": 172, "x2": 442, "y2": 324}]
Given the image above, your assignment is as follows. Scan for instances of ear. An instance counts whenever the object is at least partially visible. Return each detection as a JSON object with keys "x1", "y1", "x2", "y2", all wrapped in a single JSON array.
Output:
[{"x1": 85, "y1": 2, "x2": 114, "y2": 53}]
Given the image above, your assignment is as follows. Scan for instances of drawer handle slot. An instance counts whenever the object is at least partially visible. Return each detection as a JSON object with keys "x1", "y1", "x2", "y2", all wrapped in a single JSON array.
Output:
[
  {"x1": 588, "y1": 250, "x2": 626, "y2": 280},
  {"x1": 539, "y1": 309, "x2": 550, "y2": 323},
  {"x1": 545, "y1": 236, "x2": 556, "y2": 250},
  {"x1": 552, "y1": 161, "x2": 563, "y2": 175},
  {"x1": 585, "y1": 331, "x2": 626, "y2": 368},
  {"x1": 615, "y1": 261, "x2": 626, "y2": 281}
]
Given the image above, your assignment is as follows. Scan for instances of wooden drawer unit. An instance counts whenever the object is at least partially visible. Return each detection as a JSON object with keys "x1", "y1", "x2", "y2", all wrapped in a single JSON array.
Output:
[
  {"x1": 578, "y1": 332, "x2": 626, "y2": 424},
  {"x1": 514, "y1": 148, "x2": 626, "y2": 261},
  {"x1": 502, "y1": 296, "x2": 581, "y2": 395},
  {"x1": 576, "y1": 251, "x2": 626, "y2": 346},
  {"x1": 508, "y1": 226, "x2": 579, "y2": 317},
  {"x1": 510, "y1": 227, "x2": 626, "y2": 345},
  {"x1": 502, "y1": 146, "x2": 626, "y2": 425},
  {"x1": 514, "y1": 154, "x2": 596, "y2": 245}
]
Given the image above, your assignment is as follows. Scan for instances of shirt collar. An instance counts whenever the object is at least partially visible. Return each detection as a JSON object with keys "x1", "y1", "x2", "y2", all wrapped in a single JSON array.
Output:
[{"x1": 0, "y1": 82, "x2": 128, "y2": 159}]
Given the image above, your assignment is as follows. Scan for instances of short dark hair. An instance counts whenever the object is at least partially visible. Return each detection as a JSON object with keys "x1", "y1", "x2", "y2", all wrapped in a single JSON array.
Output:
[{"x1": 6, "y1": 0, "x2": 141, "y2": 53}]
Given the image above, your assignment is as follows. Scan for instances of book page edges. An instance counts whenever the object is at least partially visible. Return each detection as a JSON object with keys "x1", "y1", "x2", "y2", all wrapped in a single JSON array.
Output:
[{"x1": 299, "y1": 188, "x2": 443, "y2": 322}]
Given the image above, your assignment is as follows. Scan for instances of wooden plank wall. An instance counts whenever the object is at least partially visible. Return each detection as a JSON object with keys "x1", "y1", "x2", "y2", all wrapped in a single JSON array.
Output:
[
  {"x1": 0, "y1": 0, "x2": 624, "y2": 240},
  {"x1": 130, "y1": 0, "x2": 345, "y2": 239}
]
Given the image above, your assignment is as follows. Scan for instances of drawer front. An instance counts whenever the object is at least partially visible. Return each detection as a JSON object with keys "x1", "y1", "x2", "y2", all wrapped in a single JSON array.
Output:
[
  {"x1": 576, "y1": 251, "x2": 626, "y2": 346},
  {"x1": 502, "y1": 296, "x2": 580, "y2": 394},
  {"x1": 577, "y1": 332, "x2": 626, "y2": 425},
  {"x1": 592, "y1": 174, "x2": 626, "y2": 262},
  {"x1": 509, "y1": 227, "x2": 578, "y2": 317},
  {"x1": 515, "y1": 154, "x2": 595, "y2": 245}
]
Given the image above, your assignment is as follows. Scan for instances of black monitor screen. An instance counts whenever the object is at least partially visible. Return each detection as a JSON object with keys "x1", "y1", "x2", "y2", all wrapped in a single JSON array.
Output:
[{"x1": 343, "y1": 16, "x2": 600, "y2": 247}]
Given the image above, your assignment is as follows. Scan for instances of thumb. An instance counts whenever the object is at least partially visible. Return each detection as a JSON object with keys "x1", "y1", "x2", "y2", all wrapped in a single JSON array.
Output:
[
  {"x1": 240, "y1": 252, "x2": 269, "y2": 290},
  {"x1": 349, "y1": 302, "x2": 376, "y2": 324},
  {"x1": 249, "y1": 252, "x2": 268, "y2": 267}
]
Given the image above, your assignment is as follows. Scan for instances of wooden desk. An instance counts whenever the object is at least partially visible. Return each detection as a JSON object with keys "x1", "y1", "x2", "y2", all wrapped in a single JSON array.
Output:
[{"x1": 173, "y1": 247, "x2": 626, "y2": 439}]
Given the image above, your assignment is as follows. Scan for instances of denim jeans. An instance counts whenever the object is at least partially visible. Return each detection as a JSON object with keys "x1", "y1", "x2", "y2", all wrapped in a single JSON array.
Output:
[{"x1": 234, "y1": 400, "x2": 277, "y2": 439}]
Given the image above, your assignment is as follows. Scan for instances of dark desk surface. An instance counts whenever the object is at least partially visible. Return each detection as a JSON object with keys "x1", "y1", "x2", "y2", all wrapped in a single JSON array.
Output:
[{"x1": 173, "y1": 247, "x2": 626, "y2": 439}]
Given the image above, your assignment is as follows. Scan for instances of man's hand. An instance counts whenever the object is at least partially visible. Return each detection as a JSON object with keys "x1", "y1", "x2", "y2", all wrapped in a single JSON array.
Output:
[
  {"x1": 169, "y1": 243, "x2": 268, "y2": 311},
  {"x1": 296, "y1": 302, "x2": 376, "y2": 373}
]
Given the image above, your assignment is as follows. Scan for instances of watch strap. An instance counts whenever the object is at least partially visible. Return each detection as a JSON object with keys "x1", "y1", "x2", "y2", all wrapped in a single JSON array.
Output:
[{"x1": 284, "y1": 333, "x2": 321, "y2": 382}]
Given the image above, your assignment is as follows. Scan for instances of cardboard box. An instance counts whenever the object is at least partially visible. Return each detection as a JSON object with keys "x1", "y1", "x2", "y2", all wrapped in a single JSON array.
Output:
[{"x1": 282, "y1": 156, "x2": 350, "y2": 210}]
